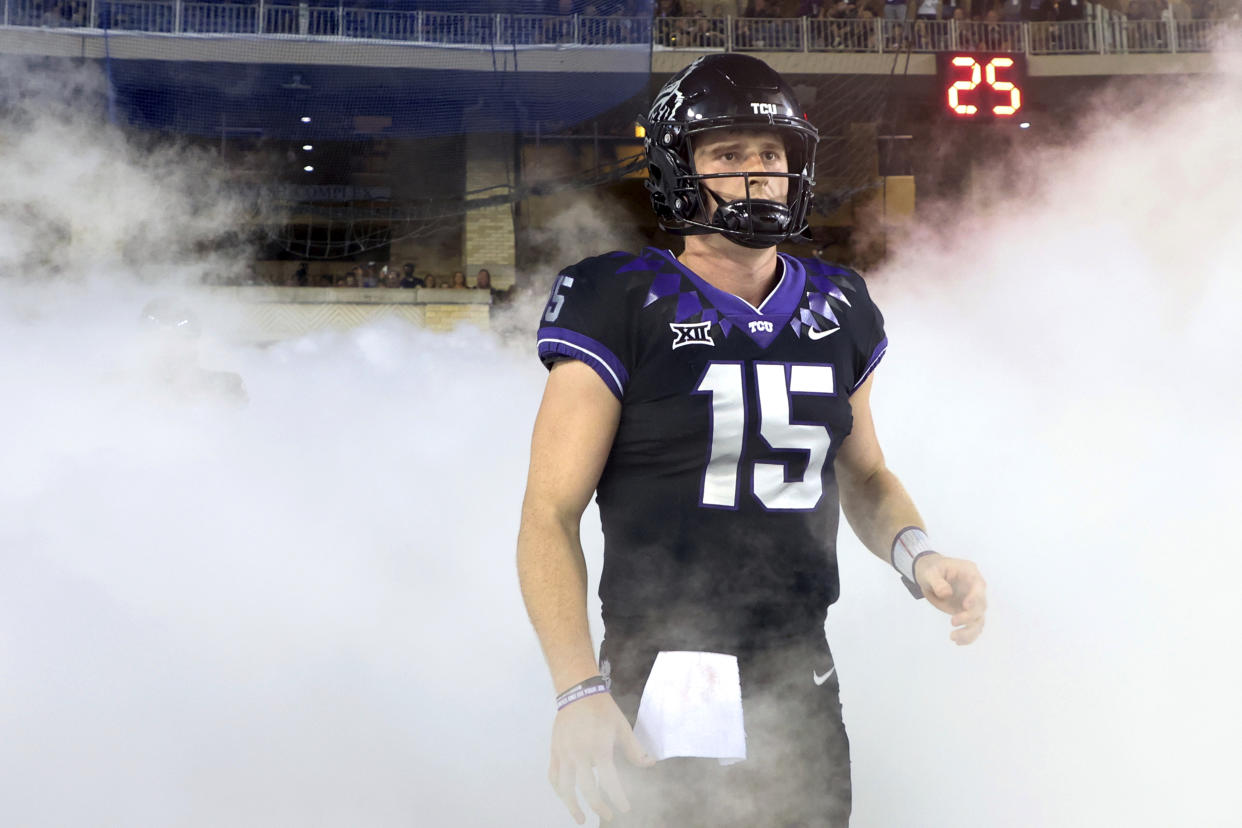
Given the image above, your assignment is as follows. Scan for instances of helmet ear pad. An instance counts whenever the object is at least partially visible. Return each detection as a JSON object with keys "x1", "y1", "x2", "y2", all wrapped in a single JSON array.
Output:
[{"x1": 646, "y1": 140, "x2": 702, "y2": 224}]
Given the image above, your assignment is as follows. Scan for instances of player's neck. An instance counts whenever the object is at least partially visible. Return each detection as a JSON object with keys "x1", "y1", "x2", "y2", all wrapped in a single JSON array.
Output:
[{"x1": 677, "y1": 236, "x2": 781, "y2": 309}]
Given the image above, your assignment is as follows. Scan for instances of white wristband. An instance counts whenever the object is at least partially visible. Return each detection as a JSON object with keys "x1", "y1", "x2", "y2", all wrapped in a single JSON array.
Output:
[{"x1": 891, "y1": 526, "x2": 935, "y2": 584}]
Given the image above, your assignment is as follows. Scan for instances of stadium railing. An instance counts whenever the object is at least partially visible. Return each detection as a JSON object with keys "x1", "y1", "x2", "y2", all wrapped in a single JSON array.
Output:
[{"x1": 2, "y1": 1, "x2": 1237, "y2": 56}]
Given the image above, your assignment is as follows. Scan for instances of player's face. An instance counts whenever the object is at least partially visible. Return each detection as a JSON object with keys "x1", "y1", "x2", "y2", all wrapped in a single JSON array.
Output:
[{"x1": 691, "y1": 128, "x2": 789, "y2": 206}]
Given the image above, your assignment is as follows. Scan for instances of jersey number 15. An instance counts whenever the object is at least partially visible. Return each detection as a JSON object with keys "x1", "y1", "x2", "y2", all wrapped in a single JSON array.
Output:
[{"x1": 694, "y1": 361, "x2": 835, "y2": 512}]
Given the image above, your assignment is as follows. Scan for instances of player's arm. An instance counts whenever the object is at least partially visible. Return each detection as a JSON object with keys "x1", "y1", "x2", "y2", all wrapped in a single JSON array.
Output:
[
  {"x1": 834, "y1": 372, "x2": 988, "y2": 645},
  {"x1": 517, "y1": 359, "x2": 652, "y2": 825},
  {"x1": 518, "y1": 358, "x2": 620, "y2": 692}
]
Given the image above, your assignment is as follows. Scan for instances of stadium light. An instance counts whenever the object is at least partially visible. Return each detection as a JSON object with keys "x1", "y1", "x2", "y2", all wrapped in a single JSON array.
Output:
[
  {"x1": 303, "y1": 165, "x2": 314, "y2": 172},
  {"x1": 302, "y1": 144, "x2": 314, "y2": 151},
  {"x1": 300, "y1": 116, "x2": 312, "y2": 124},
  {"x1": 1019, "y1": 122, "x2": 1031, "y2": 129}
]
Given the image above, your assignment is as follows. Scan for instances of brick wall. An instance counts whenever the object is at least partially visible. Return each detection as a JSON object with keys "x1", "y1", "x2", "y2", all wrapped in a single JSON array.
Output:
[
  {"x1": 422, "y1": 301, "x2": 492, "y2": 333},
  {"x1": 464, "y1": 132, "x2": 517, "y2": 289}
]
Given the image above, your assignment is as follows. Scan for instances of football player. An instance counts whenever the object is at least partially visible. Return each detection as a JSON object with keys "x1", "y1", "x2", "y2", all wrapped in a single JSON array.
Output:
[{"x1": 517, "y1": 54, "x2": 986, "y2": 827}]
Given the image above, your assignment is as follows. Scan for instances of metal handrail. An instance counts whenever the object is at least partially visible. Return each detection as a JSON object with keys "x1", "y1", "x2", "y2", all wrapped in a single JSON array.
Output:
[{"x1": 0, "y1": 2, "x2": 1236, "y2": 56}]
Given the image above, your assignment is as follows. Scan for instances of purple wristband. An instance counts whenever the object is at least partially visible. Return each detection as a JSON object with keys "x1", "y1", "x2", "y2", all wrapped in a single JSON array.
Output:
[{"x1": 555, "y1": 676, "x2": 609, "y2": 711}]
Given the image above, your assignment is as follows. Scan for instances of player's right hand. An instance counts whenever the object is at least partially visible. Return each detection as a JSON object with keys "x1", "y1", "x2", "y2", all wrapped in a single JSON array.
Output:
[{"x1": 548, "y1": 692, "x2": 655, "y2": 824}]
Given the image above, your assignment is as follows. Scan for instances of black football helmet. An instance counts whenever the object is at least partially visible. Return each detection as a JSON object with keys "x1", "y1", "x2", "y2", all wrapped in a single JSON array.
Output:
[{"x1": 640, "y1": 54, "x2": 819, "y2": 249}]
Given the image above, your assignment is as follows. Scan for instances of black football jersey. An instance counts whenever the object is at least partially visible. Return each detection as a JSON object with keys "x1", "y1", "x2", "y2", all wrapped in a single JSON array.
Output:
[{"x1": 536, "y1": 248, "x2": 886, "y2": 650}]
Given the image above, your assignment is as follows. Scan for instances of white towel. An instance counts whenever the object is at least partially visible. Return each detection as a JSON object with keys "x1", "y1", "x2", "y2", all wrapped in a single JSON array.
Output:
[{"x1": 633, "y1": 651, "x2": 747, "y2": 765}]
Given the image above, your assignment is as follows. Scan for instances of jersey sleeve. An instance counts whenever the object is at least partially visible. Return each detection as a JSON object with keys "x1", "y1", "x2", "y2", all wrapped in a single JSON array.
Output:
[
  {"x1": 535, "y1": 256, "x2": 633, "y2": 401},
  {"x1": 841, "y1": 269, "x2": 887, "y2": 394}
]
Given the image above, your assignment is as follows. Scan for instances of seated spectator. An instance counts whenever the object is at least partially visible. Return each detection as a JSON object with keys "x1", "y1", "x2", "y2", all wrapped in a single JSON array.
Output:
[
  {"x1": 856, "y1": 6, "x2": 876, "y2": 49},
  {"x1": 685, "y1": 10, "x2": 726, "y2": 46},
  {"x1": 423, "y1": 274, "x2": 439, "y2": 289},
  {"x1": 450, "y1": 270, "x2": 468, "y2": 289},
  {"x1": 360, "y1": 265, "x2": 379, "y2": 288},
  {"x1": 474, "y1": 268, "x2": 493, "y2": 291},
  {"x1": 981, "y1": 7, "x2": 1012, "y2": 48},
  {"x1": 952, "y1": 6, "x2": 973, "y2": 47},
  {"x1": 294, "y1": 262, "x2": 309, "y2": 287},
  {"x1": 344, "y1": 273, "x2": 359, "y2": 288},
  {"x1": 817, "y1": 1, "x2": 854, "y2": 50},
  {"x1": 655, "y1": 0, "x2": 684, "y2": 45},
  {"x1": 400, "y1": 267, "x2": 421, "y2": 288}
]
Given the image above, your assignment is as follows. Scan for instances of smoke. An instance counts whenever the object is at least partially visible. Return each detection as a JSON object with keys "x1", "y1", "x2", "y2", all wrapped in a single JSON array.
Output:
[
  {"x1": 831, "y1": 45, "x2": 1242, "y2": 827},
  {"x1": 1, "y1": 42, "x2": 1240, "y2": 828},
  {"x1": 0, "y1": 59, "x2": 564, "y2": 827}
]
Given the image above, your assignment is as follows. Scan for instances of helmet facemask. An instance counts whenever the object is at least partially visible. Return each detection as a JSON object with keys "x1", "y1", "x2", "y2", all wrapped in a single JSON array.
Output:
[
  {"x1": 688, "y1": 128, "x2": 813, "y2": 249},
  {"x1": 644, "y1": 115, "x2": 818, "y2": 250}
]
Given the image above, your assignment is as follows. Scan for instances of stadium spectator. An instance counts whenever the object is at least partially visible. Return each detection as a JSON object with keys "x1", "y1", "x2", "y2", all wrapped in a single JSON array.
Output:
[
  {"x1": 998, "y1": 0, "x2": 1023, "y2": 20},
  {"x1": 856, "y1": 5, "x2": 877, "y2": 47},
  {"x1": 400, "y1": 268, "x2": 421, "y2": 288},
  {"x1": 684, "y1": 9, "x2": 727, "y2": 45},
  {"x1": 474, "y1": 268, "x2": 493, "y2": 290},
  {"x1": 884, "y1": 0, "x2": 908, "y2": 21},
  {"x1": 816, "y1": 1, "x2": 862, "y2": 49},
  {"x1": 916, "y1": 0, "x2": 941, "y2": 19},
  {"x1": 885, "y1": 18, "x2": 907, "y2": 45},
  {"x1": 952, "y1": 5, "x2": 974, "y2": 45},
  {"x1": 361, "y1": 265, "x2": 379, "y2": 288},
  {"x1": 401, "y1": 261, "x2": 417, "y2": 284},
  {"x1": 294, "y1": 262, "x2": 309, "y2": 286},
  {"x1": 655, "y1": 0, "x2": 684, "y2": 45},
  {"x1": 423, "y1": 274, "x2": 439, "y2": 289},
  {"x1": 450, "y1": 270, "x2": 468, "y2": 289},
  {"x1": 980, "y1": 7, "x2": 1014, "y2": 47}
]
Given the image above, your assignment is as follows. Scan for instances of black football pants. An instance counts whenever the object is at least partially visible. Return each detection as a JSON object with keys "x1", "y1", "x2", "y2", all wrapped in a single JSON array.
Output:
[{"x1": 598, "y1": 634, "x2": 852, "y2": 828}]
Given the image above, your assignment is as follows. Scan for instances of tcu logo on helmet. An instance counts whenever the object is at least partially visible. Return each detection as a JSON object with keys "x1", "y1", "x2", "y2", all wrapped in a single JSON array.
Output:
[
  {"x1": 750, "y1": 102, "x2": 779, "y2": 115},
  {"x1": 748, "y1": 320, "x2": 774, "y2": 334}
]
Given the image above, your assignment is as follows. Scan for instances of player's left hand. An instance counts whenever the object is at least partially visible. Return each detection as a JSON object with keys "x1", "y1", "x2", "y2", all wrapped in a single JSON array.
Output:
[{"x1": 914, "y1": 553, "x2": 987, "y2": 645}]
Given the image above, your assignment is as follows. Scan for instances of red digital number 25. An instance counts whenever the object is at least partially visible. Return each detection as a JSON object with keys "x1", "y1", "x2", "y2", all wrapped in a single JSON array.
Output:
[{"x1": 947, "y1": 56, "x2": 1022, "y2": 117}]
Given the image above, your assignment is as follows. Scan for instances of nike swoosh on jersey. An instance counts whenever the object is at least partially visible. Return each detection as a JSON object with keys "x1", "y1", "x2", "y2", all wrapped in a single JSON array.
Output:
[
  {"x1": 807, "y1": 327, "x2": 838, "y2": 341},
  {"x1": 812, "y1": 666, "x2": 836, "y2": 686}
]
